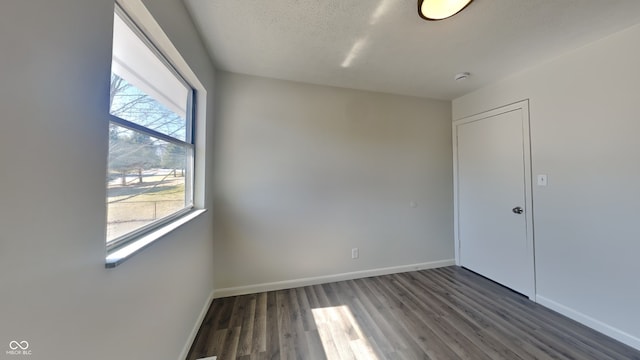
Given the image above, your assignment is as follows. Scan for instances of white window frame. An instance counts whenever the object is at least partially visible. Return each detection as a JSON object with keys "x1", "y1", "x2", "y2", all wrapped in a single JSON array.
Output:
[{"x1": 106, "y1": 1, "x2": 207, "y2": 268}]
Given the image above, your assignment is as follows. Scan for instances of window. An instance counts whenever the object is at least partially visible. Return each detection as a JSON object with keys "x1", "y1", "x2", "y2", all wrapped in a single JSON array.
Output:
[{"x1": 106, "y1": 6, "x2": 195, "y2": 260}]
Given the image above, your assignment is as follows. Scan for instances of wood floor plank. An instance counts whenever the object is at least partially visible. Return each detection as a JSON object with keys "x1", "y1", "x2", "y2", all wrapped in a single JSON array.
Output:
[
  {"x1": 188, "y1": 296, "x2": 235, "y2": 360},
  {"x1": 229, "y1": 296, "x2": 248, "y2": 329},
  {"x1": 215, "y1": 296, "x2": 237, "y2": 330},
  {"x1": 187, "y1": 299, "x2": 219, "y2": 359},
  {"x1": 419, "y1": 269, "x2": 565, "y2": 359},
  {"x1": 312, "y1": 284, "x2": 332, "y2": 308},
  {"x1": 187, "y1": 266, "x2": 640, "y2": 360},
  {"x1": 450, "y1": 268, "x2": 633, "y2": 360},
  {"x1": 304, "y1": 285, "x2": 321, "y2": 309},
  {"x1": 315, "y1": 318, "x2": 342, "y2": 360},
  {"x1": 276, "y1": 290, "x2": 295, "y2": 360},
  {"x1": 207, "y1": 329, "x2": 229, "y2": 359},
  {"x1": 325, "y1": 310, "x2": 357, "y2": 360},
  {"x1": 220, "y1": 326, "x2": 241, "y2": 360},
  {"x1": 295, "y1": 287, "x2": 317, "y2": 332},
  {"x1": 313, "y1": 284, "x2": 358, "y2": 359},
  {"x1": 287, "y1": 288, "x2": 312, "y2": 358},
  {"x1": 394, "y1": 271, "x2": 527, "y2": 360},
  {"x1": 360, "y1": 276, "x2": 443, "y2": 360},
  {"x1": 324, "y1": 283, "x2": 359, "y2": 341},
  {"x1": 365, "y1": 275, "x2": 461, "y2": 359},
  {"x1": 349, "y1": 277, "x2": 422, "y2": 358},
  {"x1": 238, "y1": 294, "x2": 257, "y2": 356},
  {"x1": 265, "y1": 291, "x2": 280, "y2": 360},
  {"x1": 305, "y1": 329, "x2": 328, "y2": 360},
  {"x1": 434, "y1": 267, "x2": 603, "y2": 360},
  {"x1": 251, "y1": 292, "x2": 268, "y2": 354},
  {"x1": 383, "y1": 274, "x2": 494, "y2": 360},
  {"x1": 440, "y1": 267, "x2": 631, "y2": 360},
  {"x1": 330, "y1": 280, "x2": 392, "y2": 359}
]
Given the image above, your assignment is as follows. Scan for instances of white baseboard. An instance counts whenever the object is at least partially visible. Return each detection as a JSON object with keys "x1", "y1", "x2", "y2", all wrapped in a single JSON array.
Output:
[
  {"x1": 537, "y1": 295, "x2": 640, "y2": 351},
  {"x1": 213, "y1": 259, "x2": 455, "y2": 299},
  {"x1": 179, "y1": 289, "x2": 216, "y2": 360}
]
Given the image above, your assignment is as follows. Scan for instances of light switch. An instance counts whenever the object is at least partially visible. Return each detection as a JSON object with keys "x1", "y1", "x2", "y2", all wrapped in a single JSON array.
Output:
[{"x1": 537, "y1": 174, "x2": 548, "y2": 186}]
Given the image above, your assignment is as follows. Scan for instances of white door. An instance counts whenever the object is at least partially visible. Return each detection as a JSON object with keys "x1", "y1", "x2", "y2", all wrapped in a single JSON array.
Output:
[{"x1": 454, "y1": 101, "x2": 535, "y2": 299}]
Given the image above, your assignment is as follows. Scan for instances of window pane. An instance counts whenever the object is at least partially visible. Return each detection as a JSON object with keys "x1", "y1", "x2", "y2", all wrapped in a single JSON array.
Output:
[
  {"x1": 107, "y1": 124, "x2": 191, "y2": 243},
  {"x1": 110, "y1": 74, "x2": 188, "y2": 141},
  {"x1": 110, "y1": 11, "x2": 189, "y2": 141}
]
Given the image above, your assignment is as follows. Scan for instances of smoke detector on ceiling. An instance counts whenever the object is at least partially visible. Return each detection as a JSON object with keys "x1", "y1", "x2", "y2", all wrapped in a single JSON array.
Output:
[{"x1": 454, "y1": 72, "x2": 471, "y2": 81}]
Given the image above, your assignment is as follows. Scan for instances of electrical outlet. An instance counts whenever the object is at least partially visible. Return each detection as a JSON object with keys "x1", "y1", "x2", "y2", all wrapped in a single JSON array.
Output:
[{"x1": 351, "y1": 248, "x2": 359, "y2": 259}]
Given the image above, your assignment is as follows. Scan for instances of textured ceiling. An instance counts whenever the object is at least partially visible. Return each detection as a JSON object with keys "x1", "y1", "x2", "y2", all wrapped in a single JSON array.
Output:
[{"x1": 185, "y1": 0, "x2": 640, "y2": 100}]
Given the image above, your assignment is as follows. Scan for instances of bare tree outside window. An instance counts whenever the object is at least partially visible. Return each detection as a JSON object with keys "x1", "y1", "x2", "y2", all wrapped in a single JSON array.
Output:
[{"x1": 106, "y1": 73, "x2": 192, "y2": 243}]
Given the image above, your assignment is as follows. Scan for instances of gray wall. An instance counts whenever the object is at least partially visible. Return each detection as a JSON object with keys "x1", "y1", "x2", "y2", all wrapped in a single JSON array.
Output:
[
  {"x1": 213, "y1": 72, "x2": 454, "y2": 293},
  {"x1": 453, "y1": 23, "x2": 640, "y2": 349},
  {"x1": 0, "y1": 1, "x2": 216, "y2": 359}
]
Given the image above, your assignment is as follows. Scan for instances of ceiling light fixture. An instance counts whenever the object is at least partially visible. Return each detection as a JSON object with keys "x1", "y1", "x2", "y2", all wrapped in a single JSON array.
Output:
[
  {"x1": 454, "y1": 72, "x2": 471, "y2": 81},
  {"x1": 418, "y1": 0, "x2": 474, "y2": 21}
]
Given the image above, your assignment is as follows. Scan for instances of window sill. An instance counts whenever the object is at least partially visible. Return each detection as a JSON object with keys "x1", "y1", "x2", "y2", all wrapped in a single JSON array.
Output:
[{"x1": 105, "y1": 208, "x2": 207, "y2": 268}]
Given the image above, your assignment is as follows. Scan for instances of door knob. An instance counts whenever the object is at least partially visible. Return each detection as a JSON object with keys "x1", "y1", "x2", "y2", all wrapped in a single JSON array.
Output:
[{"x1": 512, "y1": 206, "x2": 524, "y2": 214}]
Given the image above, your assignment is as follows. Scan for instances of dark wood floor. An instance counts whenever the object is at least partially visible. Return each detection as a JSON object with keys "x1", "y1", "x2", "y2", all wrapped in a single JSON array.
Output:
[{"x1": 187, "y1": 266, "x2": 640, "y2": 360}]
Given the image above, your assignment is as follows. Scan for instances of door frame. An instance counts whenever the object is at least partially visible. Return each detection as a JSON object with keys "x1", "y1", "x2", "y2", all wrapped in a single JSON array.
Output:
[{"x1": 452, "y1": 100, "x2": 536, "y2": 300}]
